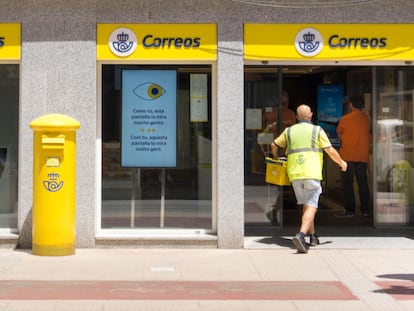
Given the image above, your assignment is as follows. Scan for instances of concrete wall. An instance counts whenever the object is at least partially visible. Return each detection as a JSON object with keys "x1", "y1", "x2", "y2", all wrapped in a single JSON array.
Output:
[{"x1": 0, "y1": 0, "x2": 413, "y2": 248}]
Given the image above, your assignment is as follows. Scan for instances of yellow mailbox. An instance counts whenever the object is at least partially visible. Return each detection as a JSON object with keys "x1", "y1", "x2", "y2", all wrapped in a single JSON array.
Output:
[{"x1": 30, "y1": 114, "x2": 80, "y2": 256}]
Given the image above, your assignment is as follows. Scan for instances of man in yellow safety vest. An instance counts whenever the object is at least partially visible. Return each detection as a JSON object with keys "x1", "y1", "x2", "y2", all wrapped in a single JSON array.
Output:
[{"x1": 271, "y1": 104, "x2": 347, "y2": 253}]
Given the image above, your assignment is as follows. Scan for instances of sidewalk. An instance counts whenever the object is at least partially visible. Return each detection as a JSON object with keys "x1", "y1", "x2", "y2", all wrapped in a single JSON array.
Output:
[{"x1": 0, "y1": 235, "x2": 414, "y2": 311}]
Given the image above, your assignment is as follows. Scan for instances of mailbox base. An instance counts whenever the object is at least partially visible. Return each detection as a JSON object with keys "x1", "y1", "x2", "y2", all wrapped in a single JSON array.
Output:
[{"x1": 32, "y1": 243, "x2": 75, "y2": 256}]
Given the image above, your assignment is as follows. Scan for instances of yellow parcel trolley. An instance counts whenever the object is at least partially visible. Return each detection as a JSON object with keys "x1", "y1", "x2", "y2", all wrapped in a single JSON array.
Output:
[{"x1": 30, "y1": 114, "x2": 80, "y2": 256}]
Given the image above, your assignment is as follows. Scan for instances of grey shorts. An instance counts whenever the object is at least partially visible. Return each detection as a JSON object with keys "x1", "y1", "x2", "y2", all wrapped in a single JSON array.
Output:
[{"x1": 291, "y1": 179, "x2": 322, "y2": 208}]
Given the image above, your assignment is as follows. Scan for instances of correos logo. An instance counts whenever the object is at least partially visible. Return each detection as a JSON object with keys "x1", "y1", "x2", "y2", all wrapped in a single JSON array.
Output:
[
  {"x1": 295, "y1": 28, "x2": 323, "y2": 57},
  {"x1": 142, "y1": 35, "x2": 200, "y2": 48},
  {"x1": 109, "y1": 28, "x2": 137, "y2": 57}
]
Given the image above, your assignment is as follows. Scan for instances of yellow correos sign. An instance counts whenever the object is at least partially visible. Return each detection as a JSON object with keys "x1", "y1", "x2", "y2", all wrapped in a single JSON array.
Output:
[
  {"x1": 97, "y1": 24, "x2": 217, "y2": 61},
  {"x1": 244, "y1": 24, "x2": 414, "y2": 62},
  {"x1": 0, "y1": 23, "x2": 21, "y2": 60}
]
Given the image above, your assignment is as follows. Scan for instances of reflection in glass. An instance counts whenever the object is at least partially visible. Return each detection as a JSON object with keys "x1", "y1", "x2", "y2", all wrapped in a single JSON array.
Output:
[
  {"x1": 0, "y1": 65, "x2": 19, "y2": 229},
  {"x1": 0, "y1": 148, "x2": 6, "y2": 178},
  {"x1": 375, "y1": 68, "x2": 414, "y2": 225},
  {"x1": 101, "y1": 65, "x2": 212, "y2": 230}
]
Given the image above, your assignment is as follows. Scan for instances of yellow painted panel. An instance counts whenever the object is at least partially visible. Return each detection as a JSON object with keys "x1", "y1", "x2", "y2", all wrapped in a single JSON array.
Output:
[
  {"x1": 97, "y1": 24, "x2": 217, "y2": 60},
  {"x1": 245, "y1": 24, "x2": 414, "y2": 62},
  {"x1": 0, "y1": 23, "x2": 21, "y2": 60}
]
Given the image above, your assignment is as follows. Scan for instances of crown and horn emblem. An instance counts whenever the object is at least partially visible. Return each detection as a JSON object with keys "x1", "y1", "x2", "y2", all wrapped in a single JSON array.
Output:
[
  {"x1": 109, "y1": 28, "x2": 137, "y2": 56},
  {"x1": 295, "y1": 28, "x2": 323, "y2": 57}
]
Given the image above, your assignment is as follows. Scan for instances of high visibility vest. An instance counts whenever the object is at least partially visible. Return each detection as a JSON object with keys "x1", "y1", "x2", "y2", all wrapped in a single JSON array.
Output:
[{"x1": 286, "y1": 122, "x2": 324, "y2": 181}]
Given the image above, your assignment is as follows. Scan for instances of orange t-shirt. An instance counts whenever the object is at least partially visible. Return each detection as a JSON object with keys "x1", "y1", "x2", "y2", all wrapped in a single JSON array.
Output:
[
  {"x1": 263, "y1": 107, "x2": 296, "y2": 135},
  {"x1": 337, "y1": 110, "x2": 370, "y2": 162}
]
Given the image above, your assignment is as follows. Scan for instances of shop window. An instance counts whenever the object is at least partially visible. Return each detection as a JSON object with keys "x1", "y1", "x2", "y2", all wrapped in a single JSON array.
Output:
[
  {"x1": 101, "y1": 65, "x2": 212, "y2": 230},
  {"x1": 0, "y1": 64, "x2": 19, "y2": 229}
]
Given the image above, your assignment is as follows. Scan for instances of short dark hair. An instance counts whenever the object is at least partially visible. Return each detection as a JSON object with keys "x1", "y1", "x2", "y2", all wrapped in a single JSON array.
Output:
[{"x1": 350, "y1": 94, "x2": 364, "y2": 109}]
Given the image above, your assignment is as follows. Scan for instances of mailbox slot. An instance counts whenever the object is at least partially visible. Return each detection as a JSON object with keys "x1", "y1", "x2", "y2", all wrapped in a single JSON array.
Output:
[{"x1": 41, "y1": 135, "x2": 65, "y2": 150}]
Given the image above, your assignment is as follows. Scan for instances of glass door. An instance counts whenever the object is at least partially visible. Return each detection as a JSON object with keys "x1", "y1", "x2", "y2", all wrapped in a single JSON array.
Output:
[
  {"x1": 374, "y1": 67, "x2": 414, "y2": 226},
  {"x1": 244, "y1": 66, "x2": 290, "y2": 227}
]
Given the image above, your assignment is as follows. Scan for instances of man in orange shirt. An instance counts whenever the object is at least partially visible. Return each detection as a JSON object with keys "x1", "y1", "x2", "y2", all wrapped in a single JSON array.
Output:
[
  {"x1": 262, "y1": 91, "x2": 296, "y2": 137},
  {"x1": 336, "y1": 94, "x2": 371, "y2": 217}
]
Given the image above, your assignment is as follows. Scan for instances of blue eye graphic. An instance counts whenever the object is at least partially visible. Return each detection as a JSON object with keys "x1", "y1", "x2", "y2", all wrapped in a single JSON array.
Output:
[{"x1": 133, "y1": 82, "x2": 166, "y2": 101}]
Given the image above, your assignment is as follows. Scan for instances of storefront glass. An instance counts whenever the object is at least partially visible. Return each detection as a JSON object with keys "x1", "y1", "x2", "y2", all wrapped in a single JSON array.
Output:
[
  {"x1": 101, "y1": 64, "x2": 212, "y2": 230},
  {"x1": 244, "y1": 65, "x2": 377, "y2": 229},
  {"x1": 0, "y1": 64, "x2": 19, "y2": 229},
  {"x1": 374, "y1": 67, "x2": 414, "y2": 225},
  {"x1": 244, "y1": 66, "x2": 284, "y2": 227}
]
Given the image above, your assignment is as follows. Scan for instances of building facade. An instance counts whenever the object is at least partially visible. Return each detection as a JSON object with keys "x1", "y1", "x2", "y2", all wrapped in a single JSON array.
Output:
[{"x1": 1, "y1": 1, "x2": 414, "y2": 249}]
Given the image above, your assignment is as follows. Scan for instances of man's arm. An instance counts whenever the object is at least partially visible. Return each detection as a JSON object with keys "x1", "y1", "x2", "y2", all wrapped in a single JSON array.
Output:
[
  {"x1": 271, "y1": 142, "x2": 279, "y2": 159},
  {"x1": 324, "y1": 146, "x2": 347, "y2": 172},
  {"x1": 271, "y1": 129, "x2": 287, "y2": 158}
]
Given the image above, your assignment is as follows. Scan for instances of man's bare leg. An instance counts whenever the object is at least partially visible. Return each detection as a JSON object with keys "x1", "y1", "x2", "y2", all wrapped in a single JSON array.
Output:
[{"x1": 299, "y1": 204, "x2": 317, "y2": 235}]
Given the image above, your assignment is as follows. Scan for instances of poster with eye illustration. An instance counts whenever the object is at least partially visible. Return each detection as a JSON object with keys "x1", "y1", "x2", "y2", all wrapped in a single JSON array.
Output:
[{"x1": 121, "y1": 70, "x2": 177, "y2": 167}]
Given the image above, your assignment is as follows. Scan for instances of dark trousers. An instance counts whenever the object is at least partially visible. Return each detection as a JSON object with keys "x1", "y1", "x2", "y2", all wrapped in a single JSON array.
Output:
[{"x1": 341, "y1": 162, "x2": 370, "y2": 214}]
